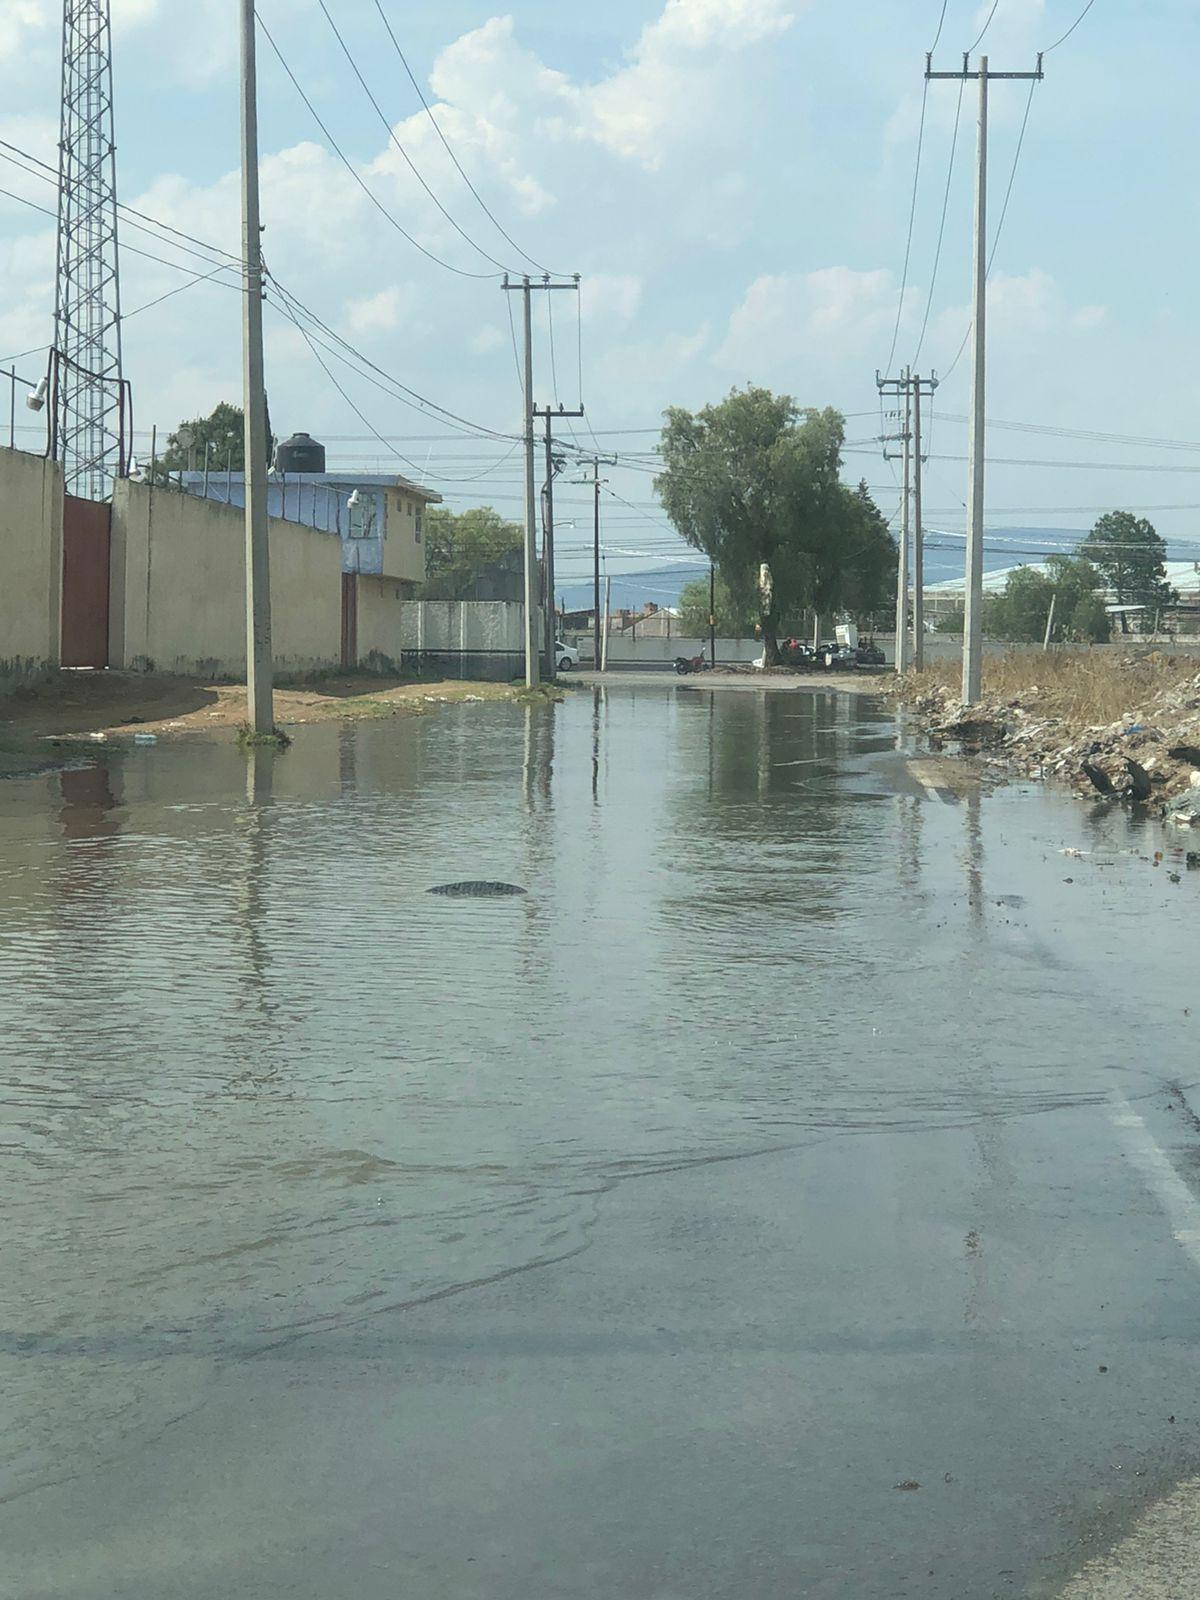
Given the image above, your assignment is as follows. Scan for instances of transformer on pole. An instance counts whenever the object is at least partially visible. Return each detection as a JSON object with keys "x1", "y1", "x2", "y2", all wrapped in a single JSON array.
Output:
[{"x1": 53, "y1": 0, "x2": 127, "y2": 500}]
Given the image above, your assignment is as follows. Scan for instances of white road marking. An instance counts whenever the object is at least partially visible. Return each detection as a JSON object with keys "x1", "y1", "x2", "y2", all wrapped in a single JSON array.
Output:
[{"x1": 1109, "y1": 1097, "x2": 1200, "y2": 1273}]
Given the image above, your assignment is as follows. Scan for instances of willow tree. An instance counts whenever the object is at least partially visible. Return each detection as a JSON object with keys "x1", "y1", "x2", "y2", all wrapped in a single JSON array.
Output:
[{"x1": 656, "y1": 388, "x2": 892, "y2": 662}]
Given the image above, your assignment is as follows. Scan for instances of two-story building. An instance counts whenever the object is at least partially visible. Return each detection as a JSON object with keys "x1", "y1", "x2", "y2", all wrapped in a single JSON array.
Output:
[{"x1": 179, "y1": 433, "x2": 441, "y2": 667}]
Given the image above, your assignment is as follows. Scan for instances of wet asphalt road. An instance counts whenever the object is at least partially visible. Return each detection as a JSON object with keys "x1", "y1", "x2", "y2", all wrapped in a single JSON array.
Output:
[{"x1": 3, "y1": 684, "x2": 1200, "y2": 1597}]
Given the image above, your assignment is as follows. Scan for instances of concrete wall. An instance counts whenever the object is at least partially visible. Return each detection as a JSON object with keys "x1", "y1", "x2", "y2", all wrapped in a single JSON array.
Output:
[
  {"x1": 0, "y1": 448, "x2": 63, "y2": 689},
  {"x1": 356, "y1": 573, "x2": 407, "y2": 670},
  {"x1": 111, "y1": 480, "x2": 342, "y2": 677}
]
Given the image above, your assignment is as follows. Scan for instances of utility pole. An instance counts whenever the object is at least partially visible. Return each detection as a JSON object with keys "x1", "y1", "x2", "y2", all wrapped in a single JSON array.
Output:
[
  {"x1": 910, "y1": 372, "x2": 937, "y2": 669},
  {"x1": 921, "y1": 374, "x2": 928, "y2": 668},
  {"x1": 535, "y1": 405, "x2": 583, "y2": 680},
  {"x1": 709, "y1": 562, "x2": 716, "y2": 668},
  {"x1": 876, "y1": 368, "x2": 912, "y2": 673},
  {"x1": 502, "y1": 273, "x2": 581, "y2": 689},
  {"x1": 240, "y1": 0, "x2": 274, "y2": 734},
  {"x1": 926, "y1": 50, "x2": 1043, "y2": 702},
  {"x1": 575, "y1": 454, "x2": 616, "y2": 671}
]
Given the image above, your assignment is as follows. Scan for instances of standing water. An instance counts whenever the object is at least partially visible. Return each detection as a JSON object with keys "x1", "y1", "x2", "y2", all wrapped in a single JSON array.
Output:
[{"x1": 2, "y1": 683, "x2": 1198, "y2": 1598}]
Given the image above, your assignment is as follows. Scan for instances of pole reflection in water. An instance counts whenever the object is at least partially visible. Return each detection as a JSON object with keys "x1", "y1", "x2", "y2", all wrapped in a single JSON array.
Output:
[{"x1": 965, "y1": 785, "x2": 985, "y2": 926}]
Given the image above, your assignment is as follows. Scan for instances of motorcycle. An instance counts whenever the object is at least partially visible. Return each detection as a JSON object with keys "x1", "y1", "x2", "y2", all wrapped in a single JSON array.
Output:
[{"x1": 674, "y1": 648, "x2": 710, "y2": 676}]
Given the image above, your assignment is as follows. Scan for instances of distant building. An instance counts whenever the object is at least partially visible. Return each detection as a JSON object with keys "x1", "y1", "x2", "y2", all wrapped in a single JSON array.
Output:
[{"x1": 178, "y1": 469, "x2": 440, "y2": 594}]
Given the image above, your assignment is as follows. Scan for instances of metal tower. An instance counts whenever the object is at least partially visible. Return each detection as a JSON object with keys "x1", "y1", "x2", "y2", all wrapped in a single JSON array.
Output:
[{"x1": 53, "y1": 0, "x2": 125, "y2": 500}]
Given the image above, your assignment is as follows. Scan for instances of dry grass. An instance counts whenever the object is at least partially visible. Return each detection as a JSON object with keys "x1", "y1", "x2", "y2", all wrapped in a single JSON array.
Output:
[{"x1": 897, "y1": 649, "x2": 1196, "y2": 728}]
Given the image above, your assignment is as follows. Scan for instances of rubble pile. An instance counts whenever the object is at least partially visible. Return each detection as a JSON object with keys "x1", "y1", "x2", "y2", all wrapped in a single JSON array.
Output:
[{"x1": 900, "y1": 667, "x2": 1200, "y2": 826}]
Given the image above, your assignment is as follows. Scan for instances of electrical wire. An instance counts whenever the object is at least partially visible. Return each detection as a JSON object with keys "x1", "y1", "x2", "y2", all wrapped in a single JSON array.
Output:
[
  {"x1": 1044, "y1": 0, "x2": 1098, "y2": 52},
  {"x1": 0, "y1": 136, "x2": 242, "y2": 269},
  {"x1": 912, "y1": 72, "x2": 965, "y2": 366},
  {"x1": 316, "y1": 0, "x2": 515, "y2": 274},
  {"x1": 369, "y1": 0, "x2": 552, "y2": 275},
  {"x1": 884, "y1": 77, "x2": 929, "y2": 375},
  {"x1": 938, "y1": 75, "x2": 1038, "y2": 382},
  {"x1": 256, "y1": 13, "x2": 497, "y2": 281},
  {"x1": 0, "y1": 180, "x2": 245, "y2": 294},
  {"x1": 265, "y1": 273, "x2": 515, "y2": 439},
  {"x1": 969, "y1": 0, "x2": 1002, "y2": 51}
]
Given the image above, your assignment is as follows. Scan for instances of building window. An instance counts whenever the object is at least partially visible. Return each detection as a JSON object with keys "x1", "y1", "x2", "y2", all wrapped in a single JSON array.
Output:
[{"x1": 415, "y1": 508, "x2": 422, "y2": 543}]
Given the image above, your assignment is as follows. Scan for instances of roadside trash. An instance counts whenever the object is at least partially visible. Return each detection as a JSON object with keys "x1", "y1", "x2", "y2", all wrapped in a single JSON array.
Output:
[
  {"x1": 1168, "y1": 744, "x2": 1200, "y2": 767},
  {"x1": 133, "y1": 732, "x2": 157, "y2": 745},
  {"x1": 87, "y1": 731, "x2": 106, "y2": 741},
  {"x1": 894, "y1": 1480, "x2": 920, "y2": 1491},
  {"x1": 1167, "y1": 793, "x2": 1200, "y2": 828},
  {"x1": 1187, "y1": 853, "x2": 1200, "y2": 870}
]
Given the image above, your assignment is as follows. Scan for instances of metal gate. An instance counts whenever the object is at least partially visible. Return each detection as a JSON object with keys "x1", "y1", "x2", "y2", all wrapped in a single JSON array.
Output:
[
  {"x1": 340, "y1": 572, "x2": 358, "y2": 668},
  {"x1": 60, "y1": 493, "x2": 111, "y2": 669}
]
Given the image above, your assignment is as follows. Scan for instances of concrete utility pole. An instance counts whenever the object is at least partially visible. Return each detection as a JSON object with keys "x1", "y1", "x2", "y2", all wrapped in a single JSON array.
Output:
[
  {"x1": 899, "y1": 375, "x2": 912, "y2": 673},
  {"x1": 575, "y1": 454, "x2": 616, "y2": 671},
  {"x1": 911, "y1": 377, "x2": 924, "y2": 669},
  {"x1": 709, "y1": 562, "x2": 716, "y2": 667},
  {"x1": 926, "y1": 50, "x2": 1043, "y2": 703},
  {"x1": 535, "y1": 405, "x2": 583, "y2": 680},
  {"x1": 877, "y1": 368, "x2": 938, "y2": 673},
  {"x1": 502, "y1": 273, "x2": 581, "y2": 689},
  {"x1": 240, "y1": 0, "x2": 274, "y2": 733},
  {"x1": 876, "y1": 368, "x2": 912, "y2": 673}
]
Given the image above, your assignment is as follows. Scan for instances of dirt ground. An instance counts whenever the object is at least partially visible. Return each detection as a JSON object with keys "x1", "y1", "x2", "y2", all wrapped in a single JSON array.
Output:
[{"x1": 0, "y1": 671, "x2": 530, "y2": 746}]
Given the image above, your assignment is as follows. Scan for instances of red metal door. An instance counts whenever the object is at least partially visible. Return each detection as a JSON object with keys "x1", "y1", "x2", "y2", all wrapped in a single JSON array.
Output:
[
  {"x1": 60, "y1": 494, "x2": 111, "y2": 669},
  {"x1": 341, "y1": 572, "x2": 358, "y2": 668}
]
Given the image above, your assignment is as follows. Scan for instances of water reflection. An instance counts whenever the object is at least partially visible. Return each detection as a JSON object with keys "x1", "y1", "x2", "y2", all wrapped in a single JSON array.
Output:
[{"x1": 1, "y1": 686, "x2": 1196, "y2": 1501}]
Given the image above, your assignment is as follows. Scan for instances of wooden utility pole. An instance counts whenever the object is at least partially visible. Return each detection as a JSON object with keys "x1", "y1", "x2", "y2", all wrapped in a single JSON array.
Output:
[
  {"x1": 239, "y1": 0, "x2": 273, "y2": 732},
  {"x1": 502, "y1": 273, "x2": 580, "y2": 688},
  {"x1": 926, "y1": 51, "x2": 1043, "y2": 703}
]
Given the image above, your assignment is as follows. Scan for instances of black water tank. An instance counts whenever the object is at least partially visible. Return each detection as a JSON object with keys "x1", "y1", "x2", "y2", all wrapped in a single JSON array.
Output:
[{"x1": 274, "y1": 431, "x2": 326, "y2": 473}]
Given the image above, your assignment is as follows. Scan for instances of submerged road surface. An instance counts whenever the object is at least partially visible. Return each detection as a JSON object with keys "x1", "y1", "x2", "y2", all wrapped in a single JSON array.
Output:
[{"x1": 2, "y1": 684, "x2": 1200, "y2": 1597}]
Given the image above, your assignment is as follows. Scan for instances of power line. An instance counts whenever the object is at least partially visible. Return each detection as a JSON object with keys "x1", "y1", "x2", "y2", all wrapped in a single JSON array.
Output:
[
  {"x1": 0, "y1": 178, "x2": 245, "y2": 296},
  {"x1": 969, "y1": 0, "x2": 1002, "y2": 51},
  {"x1": 1044, "y1": 0, "x2": 1098, "y2": 52},
  {"x1": 939, "y1": 75, "x2": 1038, "y2": 383},
  {"x1": 911, "y1": 72, "x2": 965, "y2": 366},
  {"x1": 255, "y1": 12, "x2": 497, "y2": 281},
  {"x1": 368, "y1": 0, "x2": 551, "y2": 275},
  {"x1": 316, "y1": 0, "x2": 514, "y2": 274}
]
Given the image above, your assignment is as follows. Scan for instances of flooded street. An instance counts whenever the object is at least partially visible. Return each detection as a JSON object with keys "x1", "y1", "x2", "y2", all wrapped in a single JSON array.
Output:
[{"x1": 3, "y1": 682, "x2": 1200, "y2": 1597}]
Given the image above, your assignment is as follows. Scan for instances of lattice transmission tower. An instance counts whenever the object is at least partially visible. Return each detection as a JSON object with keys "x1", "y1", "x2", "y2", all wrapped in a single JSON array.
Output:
[{"x1": 53, "y1": 0, "x2": 126, "y2": 500}]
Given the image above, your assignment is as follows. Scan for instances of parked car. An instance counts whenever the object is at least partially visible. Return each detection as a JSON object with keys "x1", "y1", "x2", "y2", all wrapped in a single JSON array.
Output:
[
  {"x1": 855, "y1": 640, "x2": 886, "y2": 667},
  {"x1": 818, "y1": 642, "x2": 856, "y2": 671},
  {"x1": 555, "y1": 639, "x2": 579, "y2": 671}
]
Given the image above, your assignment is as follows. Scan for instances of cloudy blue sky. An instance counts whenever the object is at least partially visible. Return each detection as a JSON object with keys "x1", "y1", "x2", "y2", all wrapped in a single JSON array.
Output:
[{"x1": 0, "y1": 0, "x2": 1196, "y2": 586}]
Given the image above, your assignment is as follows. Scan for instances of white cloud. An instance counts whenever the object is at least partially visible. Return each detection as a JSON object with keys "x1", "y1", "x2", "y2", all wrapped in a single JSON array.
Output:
[
  {"x1": 587, "y1": 0, "x2": 797, "y2": 165},
  {"x1": 0, "y1": 1, "x2": 48, "y2": 65},
  {"x1": 344, "y1": 287, "x2": 408, "y2": 336},
  {"x1": 717, "y1": 266, "x2": 905, "y2": 380},
  {"x1": 582, "y1": 275, "x2": 643, "y2": 326}
]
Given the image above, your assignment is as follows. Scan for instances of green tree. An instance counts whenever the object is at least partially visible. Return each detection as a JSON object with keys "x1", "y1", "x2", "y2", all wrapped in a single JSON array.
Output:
[
  {"x1": 677, "y1": 572, "x2": 758, "y2": 637},
  {"x1": 656, "y1": 387, "x2": 895, "y2": 663},
  {"x1": 422, "y1": 505, "x2": 523, "y2": 599},
  {"x1": 153, "y1": 402, "x2": 252, "y2": 482},
  {"x1": 1079, "y1": 512, "x2": 1177, "y2": 619},
  {"x1": 985, "y1": 556, "x2": 1109, "y2": 643}
]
